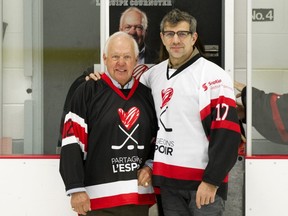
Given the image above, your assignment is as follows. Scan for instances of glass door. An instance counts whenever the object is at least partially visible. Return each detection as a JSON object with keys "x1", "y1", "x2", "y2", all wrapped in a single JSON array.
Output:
[
  {"x1": 1, "y1": 0, "x2": 35, "y2": 154},
  {"x1": 43, "y1": 0, "x2": 101, "y2": 154},
  {"x1": 0, "y1": 0, "x2": 101, "y2": 154}
]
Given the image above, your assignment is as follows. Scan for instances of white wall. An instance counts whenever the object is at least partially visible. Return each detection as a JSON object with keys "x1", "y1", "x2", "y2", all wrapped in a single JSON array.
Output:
[
  {"x1": 234, "y1": 0, "x2": 288, "y2": 87},
  {"x1": 246, "y1": 157, "x2": 288, "y2": 216},
  {"x1": 252, "y1": 0, "x2": 288, "y2": 69},
  {"x1": 0, "y1": 158, "x2": 76, "y2": 216}
]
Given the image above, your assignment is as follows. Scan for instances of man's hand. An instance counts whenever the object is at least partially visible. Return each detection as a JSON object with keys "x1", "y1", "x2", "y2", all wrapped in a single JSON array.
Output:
[
  {"x1": 71, "y1": 192, "x2": 91, "y2": 215},
  {"x1": 137, "y1": 166, "x2": 152, "y2": 187},
  {"x1": 236, "y1": 102, "x2": 246, "y2": 120},
  {"x1": 196, "y1": 181, "x2": 218, "y2": 209},
  {"x1": 234, "y1": 81, "x2": 246, "y2": 97},
  {"x1": 85, "y1": 71, "x2": 102, "y2": 81}
]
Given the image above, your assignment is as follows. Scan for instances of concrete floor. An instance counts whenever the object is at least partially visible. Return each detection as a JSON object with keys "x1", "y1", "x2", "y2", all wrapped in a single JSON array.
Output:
[
  {"x1": 224, "y1": 158, "x2": 245, "y2": 216},
  {"x1": 149, "y1": 204, "x2": 158, "y2": 216},
  {"x1": 149, "y1": 159, "x2": 245, "y2": 216}
]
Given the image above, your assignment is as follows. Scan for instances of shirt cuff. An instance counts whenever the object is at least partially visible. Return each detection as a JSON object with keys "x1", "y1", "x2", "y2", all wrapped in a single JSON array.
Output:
[
  {"x1": 66, "y1": 187, "x2": 86, "y2": 196},
  {"x1": 145, "y1": 159, "x2": 153, "y2": 170}
]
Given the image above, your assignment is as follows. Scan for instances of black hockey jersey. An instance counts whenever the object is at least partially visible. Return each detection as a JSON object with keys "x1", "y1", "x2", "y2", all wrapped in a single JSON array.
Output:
[
  {"x1": 242, "y1": 87, "x2": 288, "y2": 144},
  {"x1": 60, "y1": 73, "x2": 158, "y2": 210}
]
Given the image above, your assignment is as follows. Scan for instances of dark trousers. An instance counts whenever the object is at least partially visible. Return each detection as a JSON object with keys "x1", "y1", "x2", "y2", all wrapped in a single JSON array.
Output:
[
  {"x1": 156, "y1": 194, "x2": 165, "y2": 216},
  {"x1": 161, "y1": 187, "x2": 225, "y2": 216}
]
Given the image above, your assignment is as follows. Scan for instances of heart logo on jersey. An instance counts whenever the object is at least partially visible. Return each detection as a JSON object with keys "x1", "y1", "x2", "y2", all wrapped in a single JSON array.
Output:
[
  {"x1": 161, "y1": 88, "x2": 173, "y2": 108},
  {"x1": 118, "y1": 107, "x2": 140, "y2": 130}
]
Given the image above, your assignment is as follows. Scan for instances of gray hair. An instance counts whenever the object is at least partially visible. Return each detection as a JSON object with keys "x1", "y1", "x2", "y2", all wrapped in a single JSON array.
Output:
[
  {"x1": 119, "y1": 7, "x2": 148, "y2": 31},
  {"x1": 104, "y1": 31, "x2": 139, "y2": 57},
  {"x1": 160, "y1": 9, "x2": 197, "y2": 33}
]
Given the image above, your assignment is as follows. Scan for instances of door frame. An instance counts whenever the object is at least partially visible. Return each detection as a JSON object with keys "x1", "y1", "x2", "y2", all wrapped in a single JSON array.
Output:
[{"x1": 26, "y1": 0, "x2": 43, "y2": 153}]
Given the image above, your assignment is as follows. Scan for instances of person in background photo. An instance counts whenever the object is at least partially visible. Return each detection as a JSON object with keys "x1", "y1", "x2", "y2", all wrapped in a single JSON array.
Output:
[
  {"x1": 235, "y1": 80, "x2": 288, "y2": 144},
  {"x1": 59, "y1": 31, "x2": 158, "y2": 216},
  {"x1": 119, "y1": 7, "x2": 158, "y2": 64},
  {"x1": 140, "y1": 9, "x2": 241, "y2": 216}
]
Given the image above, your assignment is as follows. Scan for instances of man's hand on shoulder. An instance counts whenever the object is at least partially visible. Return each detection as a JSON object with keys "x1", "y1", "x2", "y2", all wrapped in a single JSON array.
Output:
[{"x1": 85, "y1": 71, "x2": 103, "y2": 81}]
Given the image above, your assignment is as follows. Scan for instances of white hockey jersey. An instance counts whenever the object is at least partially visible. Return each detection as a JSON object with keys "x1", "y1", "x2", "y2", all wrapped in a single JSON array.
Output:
[{"x1": 140, "y1": 54, "x2": 241, "y2": 200}]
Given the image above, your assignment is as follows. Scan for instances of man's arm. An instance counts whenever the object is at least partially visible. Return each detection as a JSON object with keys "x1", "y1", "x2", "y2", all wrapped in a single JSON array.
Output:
[
  {"x1": 235, "y1": 80, "x2": 288, "y2": 143},
  {"x1": 197, "y1": 73, "x2": 241, "y2": 208},
  {"x1": 59, "y1": 82, "x2": 91, "y2": 214},
  {"x1": 57, "y1": 67, "x2": 94, "y2": 150},
  {"x1": 202, "y1": 82, "x2": 240, "y2": 186}
]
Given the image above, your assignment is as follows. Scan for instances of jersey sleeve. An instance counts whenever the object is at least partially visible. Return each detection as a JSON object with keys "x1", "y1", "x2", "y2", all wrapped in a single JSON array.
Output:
[
  {"x1": 59, "y1": 82, "x2": 90, "y2": 192},
  {"x1": 243, "y1": 87, "x2": 288, "y2": 144},
  {"x1": 200, "y1": 72, "x2": 241, "y2": 186},
  {"x1": 57, "y1": 75, "x2": 86, "y2": 148},
  {"x1": 57, "y1": 65, "x2": 93, "y2": 148}
]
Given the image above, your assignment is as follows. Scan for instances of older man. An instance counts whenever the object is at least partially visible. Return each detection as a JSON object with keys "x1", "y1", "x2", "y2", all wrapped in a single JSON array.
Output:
[
  {"x1": 119, "y1": 7, "x2": 158, "y2": 64},
  {"x1": 59, "y1": 31, "x2": 158, "y2": 216}
]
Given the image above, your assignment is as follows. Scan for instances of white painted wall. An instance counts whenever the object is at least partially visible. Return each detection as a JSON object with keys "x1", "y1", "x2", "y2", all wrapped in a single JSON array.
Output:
[
  {"x1": 246, "y1": 157, "x2": 288, "y2": 216},
  {"x1": 235, "y1": 0, "x2": 288, "y2": 87},
  {"x1": 1, "y1": 156, "x2": 288, "y2": 216},
  {"x1": 0, "y1": 158, "x2": 76, "y2": 216},
  {"x1": 252, "y1": 0, "x2": 288, "y2": 69}
]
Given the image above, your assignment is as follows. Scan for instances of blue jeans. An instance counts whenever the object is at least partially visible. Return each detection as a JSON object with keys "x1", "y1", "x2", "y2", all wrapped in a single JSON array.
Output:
[{"x1": 161, "y1": 187, "x2": 225, "y2": 216}]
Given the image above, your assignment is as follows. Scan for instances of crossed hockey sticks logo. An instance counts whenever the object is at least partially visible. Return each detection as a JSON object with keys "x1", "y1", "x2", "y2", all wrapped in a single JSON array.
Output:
[{"x1": 111, "y1": 107, "x2": 144, "y2": 150}]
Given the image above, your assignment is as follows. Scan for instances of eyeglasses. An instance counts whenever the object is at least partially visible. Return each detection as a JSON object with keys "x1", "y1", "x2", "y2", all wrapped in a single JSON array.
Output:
[
  {"x1": 123, "y1": 25, "x2": 144, "y2": 32},
  {"x1": 162, "y1": 31, "x2": 192, "y2": 39}
]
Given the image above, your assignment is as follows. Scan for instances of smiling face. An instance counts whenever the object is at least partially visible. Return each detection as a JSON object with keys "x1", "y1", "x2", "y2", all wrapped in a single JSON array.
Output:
[
  {"x1": 103, "y1": 35, "x2": 138, "y2": 87},
  {"x1": 120, "y1": 11, "x2": 146, "y2": 49},
  {"x1": 160, "y1": 21, "x2": 198, "y2": 67}
]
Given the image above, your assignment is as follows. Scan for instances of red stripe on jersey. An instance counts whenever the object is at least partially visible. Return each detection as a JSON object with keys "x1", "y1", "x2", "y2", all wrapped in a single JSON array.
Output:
[
  {"x1": 153, "y1": 162, "x2": 228, "y2": 182},
  {"x1": 200, "y1": 96, "x2": 236, "y2": 120},
  {"x1": 211, "y1": 120, "x2": 241, "y2": 133},
  {"x1": 133, "y1": 64, "x2": 149, "y2": 80},
  {"x1": 200, "y1": 105, "x2": 210, "y2": 121},
  {"x1": 153, "y1": 162, "x2": 204, "y2": 181},
  {"x1": 153, "y1": 187, "x2": 161, "y2": 195},
  {"x1": 211, "y1": 96, "x2": 236, "y2": 107},
  {"x1": 62, "y1": 117, "x2": 87, "y2": 149},
  {"x1": 270, "y1": 94, "x2": 288, "y2": 142},
  {"x1": 90, "y1": 193, "x2": 155, "y2": 210}
]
